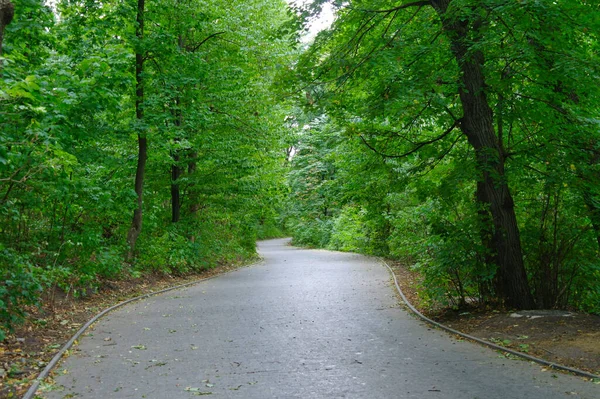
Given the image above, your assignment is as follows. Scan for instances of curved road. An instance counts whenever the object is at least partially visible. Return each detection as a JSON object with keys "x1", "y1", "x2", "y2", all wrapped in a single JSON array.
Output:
[{"x1": 44, "y1": 239, "x2": 597, "y2": 398}]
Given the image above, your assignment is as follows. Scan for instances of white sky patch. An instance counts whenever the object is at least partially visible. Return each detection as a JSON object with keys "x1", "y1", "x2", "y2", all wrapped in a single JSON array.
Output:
[
  {"x1": 302, "y1": 2, "x2": 336, "y2": 43},
  {"x1": 288, "y1": 0, "x2": 337, "y2": 44},
  {"x1": 44, "y1": 0, "x2": 57, "y2": 10}
]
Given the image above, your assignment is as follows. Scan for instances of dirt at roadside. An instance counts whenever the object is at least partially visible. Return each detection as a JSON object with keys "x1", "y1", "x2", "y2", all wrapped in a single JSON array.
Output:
[
  {"x1": 388, "y1": 260, "x2": 600, "y2": 377},
  {"x1": 443, "y1": 310, "x2": 600, "y2": 373}
]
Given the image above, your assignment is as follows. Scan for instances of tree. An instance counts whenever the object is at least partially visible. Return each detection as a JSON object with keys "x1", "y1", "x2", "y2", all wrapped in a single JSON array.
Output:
[
  {"x1": 297, "y1": 0, "x2": 600, "y2": 309},
  {"x1": 428, "y1": 0, "x2": 533, "y2": 308},
  {"x1": 0, "y1": 0, "x2": 14, "y2": 61},
  {"x1": 126, "y1": 0, "x2": 147, "y2": 258},
  {"x1": 0, "y1": 0, "x2": 297, "y2": 337}
]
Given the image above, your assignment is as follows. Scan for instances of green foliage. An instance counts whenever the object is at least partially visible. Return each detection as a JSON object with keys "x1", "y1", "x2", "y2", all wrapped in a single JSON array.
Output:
[
  {"x1": 0, "y1": 248, "x2": 42, "y2": 341},
  {"x1": 3, "y1": 0, "x2": 599, "y2": 340},
  {"x1": 134, "y1": 208, "x2": 259, "y2": 275},
  {"x1": 284, "y1": 118, "x2": 340, "y2": 247},
  {"x1": 576, "y1": 265, "x2": 600, "y2": 314},
  {"x1": 286, "y1": 0, "x2": 600, "y2": 312},
  {"x1": 291, "y1": 218, "x2": 333, "y2": 248},
  {"x1": 0, "y1": 0, "x2": 297, "y2": 338},
  {"x1": 328, "y1": 206, "x2": 367, "y2": 253}
]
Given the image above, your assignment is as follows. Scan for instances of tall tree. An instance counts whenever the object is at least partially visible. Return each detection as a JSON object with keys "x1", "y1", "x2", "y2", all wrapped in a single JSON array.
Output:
[
  {"x1": 297, "y1": 0, "x2": 600, "y2": 309},
  {"x1": 126, "y1": 0, "x2": 147, "y2": 258},
  {"x1": 429, "y1": 0, "x2": 533, "y2": 308}
]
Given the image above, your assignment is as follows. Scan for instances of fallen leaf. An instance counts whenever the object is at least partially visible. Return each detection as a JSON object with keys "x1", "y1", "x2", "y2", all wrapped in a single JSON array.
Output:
[{"x1": 185, "y1": 387, "x2": 213, "y2": 395}]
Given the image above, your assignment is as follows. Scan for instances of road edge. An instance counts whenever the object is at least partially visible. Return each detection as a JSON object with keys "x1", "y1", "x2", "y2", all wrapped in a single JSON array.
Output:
[
  {"x1": 22, "y1": 259, "x2": 263, "y2": 399},
  {"x1": 379, "y1": 258, "x2": 600, "y2": 382}
]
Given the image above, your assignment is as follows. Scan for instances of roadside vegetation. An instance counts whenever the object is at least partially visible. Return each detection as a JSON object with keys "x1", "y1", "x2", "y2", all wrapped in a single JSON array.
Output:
[
  {"x1": 0, "y1": 0, "x2": 296, "y2": 342},
  {"x1": 2, "y1": 0, "x2": 600, "y2": 356},
  {"x1": 284, "y1": 0, "x2": 600, "y2": 314}
]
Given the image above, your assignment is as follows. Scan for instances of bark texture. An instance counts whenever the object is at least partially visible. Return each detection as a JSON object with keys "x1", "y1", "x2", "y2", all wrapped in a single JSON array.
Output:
[{"x1": 431, "y1": 0, "x2": 535, "y2": 309}]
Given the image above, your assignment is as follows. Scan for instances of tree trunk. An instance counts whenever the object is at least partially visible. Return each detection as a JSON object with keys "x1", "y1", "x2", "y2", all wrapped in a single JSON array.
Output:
[
  {"x1": 127, "y1": 136, "x2": 147, "y2": 254},
  {"x1": 432, "y1": 0, "x2": 535, "y2": 309},
  {"x1": 0, "y1": 0, "x2": 14, "y2": 69},
  {"x1": 127, "y1": 0, "x2": 146, "y2": 259}
]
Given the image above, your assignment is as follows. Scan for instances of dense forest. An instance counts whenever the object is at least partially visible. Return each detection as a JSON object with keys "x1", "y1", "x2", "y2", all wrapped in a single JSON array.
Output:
[{"x1": 1, "y1": 0, "x2": 600, "y2": 340}]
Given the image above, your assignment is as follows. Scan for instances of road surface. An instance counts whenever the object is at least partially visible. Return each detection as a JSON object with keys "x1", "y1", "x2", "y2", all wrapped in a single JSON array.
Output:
[{"x1": 43, "y1": 238, "x2": 598, "y2": 398}]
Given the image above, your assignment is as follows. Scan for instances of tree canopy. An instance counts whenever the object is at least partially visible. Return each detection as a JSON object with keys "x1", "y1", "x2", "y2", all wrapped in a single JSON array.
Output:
[
  {"x1": 0, "y1": 0, "x2": 296, "y2": 340},
  {"x1": 286, "y1": 0, "x2": 600, "y2": 311},
  {"x1": 2, "y1": 0, "x2": 600, "y2": 340}
]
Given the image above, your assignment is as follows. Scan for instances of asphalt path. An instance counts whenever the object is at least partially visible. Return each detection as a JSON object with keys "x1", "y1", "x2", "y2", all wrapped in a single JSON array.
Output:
[{"x1": 43, "y1": 238, "x2": 598, "y2": 398}]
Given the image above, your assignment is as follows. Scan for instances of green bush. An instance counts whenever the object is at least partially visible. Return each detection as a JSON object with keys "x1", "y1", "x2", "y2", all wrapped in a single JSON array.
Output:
[
  {"x1": 328, "y1": 206, "x2": 367, "y2": 253},
  {"x1": 388, "y1": 192, "x2": 496, "y2": 308},
  {"x1": 0, "y1": 248, "x2": 43, "y2": 341},
  {"x1": 289, "y1": 218, "x2": 333, "y2": 248}
]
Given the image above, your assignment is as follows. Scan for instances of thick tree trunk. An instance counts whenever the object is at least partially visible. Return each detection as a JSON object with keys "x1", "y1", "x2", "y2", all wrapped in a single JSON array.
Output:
[
  {"x1": 127, "y1": 0, "x2": 146, "y2": 259},
  {"x1": 432, "y1": 0, "x2": 535, "y2": 309}
]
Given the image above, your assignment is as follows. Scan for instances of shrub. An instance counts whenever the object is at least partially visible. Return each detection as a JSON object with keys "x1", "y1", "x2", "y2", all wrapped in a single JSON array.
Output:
[
  {"x1": 0, "y1": 248, "x2": 42, "y2": 340},
  {"x1": 328, "y1": 206, "x2": 367, "y2": 253}
]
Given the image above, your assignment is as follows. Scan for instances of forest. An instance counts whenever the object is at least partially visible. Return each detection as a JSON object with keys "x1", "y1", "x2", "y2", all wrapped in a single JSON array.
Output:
[{"x1": 1, "y1": 0, "x2": 600, "y2": 341}]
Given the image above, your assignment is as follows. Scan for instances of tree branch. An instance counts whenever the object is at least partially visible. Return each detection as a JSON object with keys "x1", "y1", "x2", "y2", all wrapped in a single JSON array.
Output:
[
  {"x1": 359, "y1": 119, "x2": 460, "y2": 159},
  {"x1": 514, "y1": 93, "x2": 568, "y2": 115},
  {"x1": 209, "y1": 107, "x2": 264, "y2": 135},
  {"x1": 188, "y1": 31, "x2": 226, "y2": 52},
  {"x1": 348, "y1": 1, "x2": 431, "y2": 14},
  {"x1": 410, "y1": 132, "x2": 462, "y2": 177}
]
